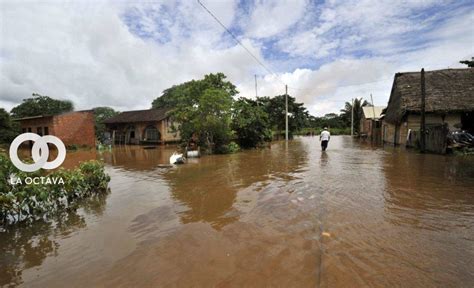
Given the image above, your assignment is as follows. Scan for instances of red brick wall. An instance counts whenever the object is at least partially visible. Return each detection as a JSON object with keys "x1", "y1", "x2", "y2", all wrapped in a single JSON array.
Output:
[
  {"x1": 18, "y1": 111, "x2": 96, "y2": 147},
  {"x1": 52, "y1": 111, "x2": 96, "y2": 147},
  {"x1": 19, "y1": 117, "x2": 55, "y2": 135}
]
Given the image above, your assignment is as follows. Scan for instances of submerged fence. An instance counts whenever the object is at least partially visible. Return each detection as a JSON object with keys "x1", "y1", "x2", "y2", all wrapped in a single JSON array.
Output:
[{"x1": 407, "y1": 124, "x2": 449, "y2": 154}]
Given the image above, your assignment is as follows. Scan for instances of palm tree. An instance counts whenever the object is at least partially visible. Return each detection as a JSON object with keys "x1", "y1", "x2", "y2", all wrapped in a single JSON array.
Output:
[{"x1": 340, "y1": 98, "x2": 370, "y2": 134}]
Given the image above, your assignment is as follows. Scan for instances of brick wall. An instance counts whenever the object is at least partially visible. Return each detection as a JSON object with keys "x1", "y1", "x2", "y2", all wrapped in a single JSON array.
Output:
[{"x1": 52, "y1": 111, "x2": 96, "y2": 147}]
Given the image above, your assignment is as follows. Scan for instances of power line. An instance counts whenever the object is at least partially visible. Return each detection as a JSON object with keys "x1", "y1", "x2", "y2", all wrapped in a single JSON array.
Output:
[{"x1": 197, "y1": 0, "x2": 286, "y2": 85}]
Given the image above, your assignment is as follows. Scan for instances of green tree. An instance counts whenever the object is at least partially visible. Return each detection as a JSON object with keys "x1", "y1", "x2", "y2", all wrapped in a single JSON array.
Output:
[
  {"x1": 93, "y1": 107, "x2": 119, "y2": 139},
  {"x1": 340, "y1": 98, "x2": 370, "y2": 134},
  {"x1": 0, "y1": 108, "x2": 20, "y2": 143},
  {"x1": 152, "y1": 73, "x2": 237, "y2": 153},
  {"x1": 232, "y1": 98, "x2": 272, "y2": 148},
  {"x1": 257, "y1": 95, "x2": 309, "y2": 138},
  {"x1": 460, "y1": 58, "x2": 474, "y2": 67},
  {"x1": 10, "y1": 93, "x2": 74, "y2": 119}
]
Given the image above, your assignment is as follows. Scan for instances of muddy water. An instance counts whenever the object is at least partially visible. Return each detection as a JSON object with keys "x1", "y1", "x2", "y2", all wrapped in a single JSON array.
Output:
[{"x1": 1, "y1": 136, "x2": 474, "y2": 287}]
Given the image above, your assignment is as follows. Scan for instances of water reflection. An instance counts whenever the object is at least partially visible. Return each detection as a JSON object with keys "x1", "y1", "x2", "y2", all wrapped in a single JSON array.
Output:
[
  {"x1": 161, "y1": 140, "x2": 309, "y2": 229},
  {"x1": 0, "y1": 194, "x2": 108, "y2": 287},
  {"x1": 383, "y1": 151, "x2": 474, "y2": 230},
  {"x1": 102, "y1": 145, "x2": 176, "y2": 171},
  {"x1": 2, "y1": 137, "x2": 474, "y2": 287}
]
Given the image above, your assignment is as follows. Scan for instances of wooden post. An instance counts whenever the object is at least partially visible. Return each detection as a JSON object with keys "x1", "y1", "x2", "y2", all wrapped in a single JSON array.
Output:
[
  {"x1": 420, "y1": 68, "x2": 426, "y2": 153},
  {"x1": 370, "y1": 93, "x2": 376, "y2": 141},
  {"x1": 285, "y1": 85, "x2": 289, "y2": 141}
]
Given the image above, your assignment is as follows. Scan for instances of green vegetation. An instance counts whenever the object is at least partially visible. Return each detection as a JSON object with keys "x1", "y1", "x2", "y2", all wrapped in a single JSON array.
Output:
[
  {"x1": 0, "y1": 108, "x2": 20, "y2": 144},
  {"x1": 339, "y1": 98, "x2": 370, "y2": 134},
  {"x1": 0, "y1": 153, "x2": 110, "y2": 225},
  {"x1": 257, "y1": 95, "x2": 310, "y2": 139},
  {"x1": 152, "y1": 73, "x2": 237, "y2": 154},
  {"x1": 93, "y1": 107, "x2": 119, "y2": 139},
  {"x1": 151, "y1": 72, "x2": 366, "y2": 152},
  {"x1": 460, "y1": 58, "x2": 474, "y2": 68},
  {"x1": 10, "y1": 93, "x2": 74, "y2": 119},
  {"x1": 232, "y1": 98, "x2": 272, "y2": 148}
]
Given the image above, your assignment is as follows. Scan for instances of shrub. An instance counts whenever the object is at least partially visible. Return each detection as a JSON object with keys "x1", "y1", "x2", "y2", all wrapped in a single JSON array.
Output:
[{"x1": 0, "y1": 153, "x2": 110, "y2": 225}]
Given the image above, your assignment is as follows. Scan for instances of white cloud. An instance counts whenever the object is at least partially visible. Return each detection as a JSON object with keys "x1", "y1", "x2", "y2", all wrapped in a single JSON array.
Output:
[
  {"x1": 243, "y1": 0, "x2": 308, "y2": 38},
  {"x1": 0, "y1": 0, "x2": 472, "y2": 117}
]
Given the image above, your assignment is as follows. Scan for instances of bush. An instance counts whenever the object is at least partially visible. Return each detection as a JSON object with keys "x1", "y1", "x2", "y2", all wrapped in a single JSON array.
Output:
[
  {"x1": 0, "y1": 153, "x2": 110, "y2": 225},
  {"x1": 215, "y1": 141, "x2": 240, "y2": 154}
]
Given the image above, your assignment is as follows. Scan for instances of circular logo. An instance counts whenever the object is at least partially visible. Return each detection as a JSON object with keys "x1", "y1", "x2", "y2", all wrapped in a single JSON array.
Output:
[{"x1": 9, "y1": 133, "x2": 66, "y2": 172}]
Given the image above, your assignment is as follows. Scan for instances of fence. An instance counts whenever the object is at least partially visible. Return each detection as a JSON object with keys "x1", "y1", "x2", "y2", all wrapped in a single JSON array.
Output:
[{"x1": 406, "y1": 124, "x2": 449, "y2": 154}]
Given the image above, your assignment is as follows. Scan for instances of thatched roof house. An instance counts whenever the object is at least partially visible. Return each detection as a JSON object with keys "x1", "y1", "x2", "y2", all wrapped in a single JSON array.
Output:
[{"x1": 384, "y1": 68, "x2": 474, "y2": 124}]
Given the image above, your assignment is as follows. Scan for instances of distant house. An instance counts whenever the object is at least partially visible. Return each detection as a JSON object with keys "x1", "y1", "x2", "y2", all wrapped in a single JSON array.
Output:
[
  {"x1": 103, "y1": 108, "x2": 180, "y2": 145},
  {"x1": 382, "y1": 68, "x2": 474, "y2": 146},
  {"x1": 360, "y1": 106, "x2": 385, "y2": 142},
  {"x1": 15, "y1": 110, "x2": 96, "y2": 147}
]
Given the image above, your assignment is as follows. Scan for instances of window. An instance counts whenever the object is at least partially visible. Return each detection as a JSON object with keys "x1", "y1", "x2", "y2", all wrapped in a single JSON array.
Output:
[
  {"x1": 27, "y1": 128, "x2": 32, "y2": 132},
  {"x1": 37, "y1": 127, "x2": 43, "y2": 136},
  {"x1": 144, "y1": 125, "x2": 160, "y2": 141},
  {"x1": 44, "y1": 127, "x2": 49, "y2": 135},
  {"x1": 22, "y1": 128, "x2": 26, "y2": 133}
]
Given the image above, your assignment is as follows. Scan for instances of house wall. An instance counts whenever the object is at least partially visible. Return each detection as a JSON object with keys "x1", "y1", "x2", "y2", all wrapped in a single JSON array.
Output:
[
  {"x1": 19, "y1": 111, "x2": 96, "y2": 147},
  {"x1": 107, "y1": 117, "x2": 180, "y2": 145},
  {"x1": 53, "y1": 111, "x2": 96, "y2": 147},
  {"x1": 382, "y1": 122, "x2": 397, "y2": 144},
  {"x1": 360, "y1": 117, "x2": 370, "y2": 136},
  {"x1": 19, "y1": 117, "x2": 54, "y2": 135},
  {"x1": 383, "y1": 112, "x2": 461, "y2": 146}
]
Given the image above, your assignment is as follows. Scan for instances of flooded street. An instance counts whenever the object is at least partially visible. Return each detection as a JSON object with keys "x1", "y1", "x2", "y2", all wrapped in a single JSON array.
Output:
[{"x1": 1, "y1": 136, "x2": 474, "y2": 287}]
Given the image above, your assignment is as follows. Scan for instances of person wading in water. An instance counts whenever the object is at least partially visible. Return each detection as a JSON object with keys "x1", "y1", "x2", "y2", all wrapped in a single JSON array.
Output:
[{"x1": 320, "y1": 127, "x2": 330, "y2": 151}]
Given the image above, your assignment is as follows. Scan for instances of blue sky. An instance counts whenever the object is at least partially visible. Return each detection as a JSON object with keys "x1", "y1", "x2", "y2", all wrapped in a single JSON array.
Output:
[{"x1": 1, "y1": 0, "x2": 473, "y2": 115}]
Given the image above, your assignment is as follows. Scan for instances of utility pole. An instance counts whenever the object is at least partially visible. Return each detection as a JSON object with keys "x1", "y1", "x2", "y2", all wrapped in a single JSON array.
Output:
[
  {"x1": 351, "y1": 98, "x2": 354, "y2": 137},
  {"x1": 255, "y1": 74, "x2": 258, "y2": 98},
  {"x1": 370, "y1": 93, "x2": 376, "y2": 141},
  {"x1": 420, "y1": 68, "x2": 426, "y2": 153},
  {"x1": 285, "y1": 85, "x2": 289, "y2": 141}
]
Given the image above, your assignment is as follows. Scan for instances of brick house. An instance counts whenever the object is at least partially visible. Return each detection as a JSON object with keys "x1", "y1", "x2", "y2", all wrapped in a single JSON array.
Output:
[
  {"x1": 103, "y1": 108, "x2": 180, "y2": 145},
  {"x1": 15, "y1": 110, "x2": 96, "y2": 147},
  {"x1": 382, "y1": 68, "x2": 474, "y2": 146}
]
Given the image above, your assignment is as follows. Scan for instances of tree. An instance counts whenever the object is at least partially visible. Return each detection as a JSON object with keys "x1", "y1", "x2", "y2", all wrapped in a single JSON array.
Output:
[
  {"x1": 152, "y1": 73, "x2": 237, "y2": 153},
  {"x1": 460, "y1": 58, "x2": 474, "y2": 67},
  {"x1": 232, "y1": 98, "x2": 272, "y2": 148},
  {"x1": 0, "y1": 108, "x2": 20, "y2": 143},
  {"x1": 339, "y1": 98, "x2": 369, "y2": 134},
  {"x1": 93, "y1": 107, "x2": 119, "y2": 139},
  {"x1": 10, "y1": 93, "x2": 74, "y2": 119},
  {"x1": 257, "y1": 95, "x2": 309, "y2": 138}
]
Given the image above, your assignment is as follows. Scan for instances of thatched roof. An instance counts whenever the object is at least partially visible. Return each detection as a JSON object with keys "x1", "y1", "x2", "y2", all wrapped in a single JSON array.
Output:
[
  {"x1": 103, "y1": 108, "x2": 170, "y2": 124},
  {"x1": 384, "y1": 68, "x2": 474, "y2": 123},
  {"x1": 362, "y1": 106, "x2": 385, "y2": 120}
]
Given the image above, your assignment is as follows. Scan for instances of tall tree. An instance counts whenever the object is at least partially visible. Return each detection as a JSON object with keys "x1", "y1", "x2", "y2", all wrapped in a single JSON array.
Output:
[
  {"x1": 152, "y1": 73, "x2": 237, "y2": 153},
  {"x1": 257, "y1": 95, "x2": 309, "y2": 138},
  {"x1": 340, "y1": 98, "x2": 370, "y2": 134},
  {"x1": 93, "y1": 107, "x2": 119, "y2": 139},
  {"x1": 232, "y1": 98, "x2": 272, "y2": 148},
  {"x1": 10, "y1": 93, "x2": 74, "y2": 119}
]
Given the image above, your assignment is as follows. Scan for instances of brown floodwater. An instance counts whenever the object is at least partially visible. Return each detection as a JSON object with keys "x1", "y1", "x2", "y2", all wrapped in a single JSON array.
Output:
[{"x1": 1, "y1": 136, "x2": 474, "y2": 287}]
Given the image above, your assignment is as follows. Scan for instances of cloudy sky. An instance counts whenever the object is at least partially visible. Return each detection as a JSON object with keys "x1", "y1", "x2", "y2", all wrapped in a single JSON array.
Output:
[{"x1": 1, "y1": 0, "x2": 473, "y2": 116}]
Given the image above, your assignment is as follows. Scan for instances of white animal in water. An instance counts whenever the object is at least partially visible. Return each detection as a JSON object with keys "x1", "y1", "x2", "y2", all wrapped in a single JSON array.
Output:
[{"x1": 170, "y1": 152, "x2": 186, "y2": 164}]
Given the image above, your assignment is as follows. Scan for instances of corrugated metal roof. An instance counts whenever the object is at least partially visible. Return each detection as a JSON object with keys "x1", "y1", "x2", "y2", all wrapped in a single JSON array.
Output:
[{"x1": 362, "y1": 106, "x2": 385, "y2": 119}]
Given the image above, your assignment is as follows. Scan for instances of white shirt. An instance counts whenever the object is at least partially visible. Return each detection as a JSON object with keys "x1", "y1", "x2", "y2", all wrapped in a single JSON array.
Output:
[{"x1": 320, "y1": 130, "x2": 330, "y2": 141}]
